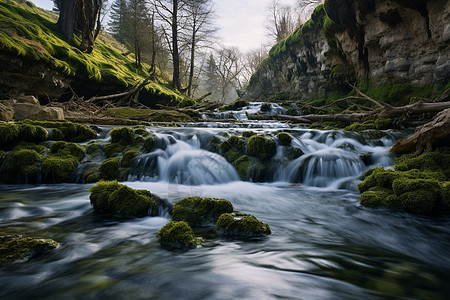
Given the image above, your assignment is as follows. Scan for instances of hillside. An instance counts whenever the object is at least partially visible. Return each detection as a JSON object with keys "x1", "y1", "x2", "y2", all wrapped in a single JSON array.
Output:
[{"x1": 0, "y1": 0, "x2": 183, "y2": 107}]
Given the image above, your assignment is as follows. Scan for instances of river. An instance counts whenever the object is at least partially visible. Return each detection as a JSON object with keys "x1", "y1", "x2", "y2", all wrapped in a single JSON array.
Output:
[{"x1": 1, "y1": 111, "x2": 450, "y2": 299}]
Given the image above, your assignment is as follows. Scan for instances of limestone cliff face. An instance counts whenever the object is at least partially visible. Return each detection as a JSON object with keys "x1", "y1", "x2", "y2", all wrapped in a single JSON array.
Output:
[{"x1": 246, "y1": 0, "x2": 450, "y2": 100}]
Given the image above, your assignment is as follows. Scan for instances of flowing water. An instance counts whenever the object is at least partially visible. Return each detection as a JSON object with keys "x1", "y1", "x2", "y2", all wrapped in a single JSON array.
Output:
[{"x1": 1, "y1": 118, "x2": 450, "y2": 299}]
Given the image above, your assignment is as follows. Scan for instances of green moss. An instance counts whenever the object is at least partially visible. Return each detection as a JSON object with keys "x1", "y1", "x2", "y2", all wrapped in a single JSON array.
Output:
[
  {"x1": 221, "y1": 100, "x2": 249, "y2": 111},
  {"x1": 146, "y1": 110, "x2": 193, "y2": 122},
  {"x1": 4, "y1": 149, "x2": 41, "y2": 183},
  {"x1": 220, "y1": 136, "x2": 246, "y2": 163},
  {"x1": 86, "y1": 141, "x2": 103, "y2": 161},
  {"x1": 375, "y1": 118, "x2": 394, "y2": 130},
  {"x1": 42, "y1": 155, "x2": 79, "y2": 183},
  {"x1": 21, "y1": 120, "x2": 96, "y2": 142},
  {"x1": 395, "y1": 151, "x2": 450, "y2": 179},
  {"x1": 242, "y1": 131, "x2": 257, "y2": 138},
  {"x1": 232, "y1": 155, "x2": 267, "y2": 182},
  {"x1": 99, "y1": 157, "x2": 121, "y2": 180},
  {"x1": 50, "y1": 141, "x2": 86, "y2": 161},
  {"x1": 158, "y1": 221, "x2": 202, "y2": 249},
  {"x1": 19, "y1": 124, "x2": 48, "y2": 143},
  {"x1": 360, "y1": 187, "x2": 393, "y2": 207},
  {"x1": 247, "y1": 135, "x2": 276, "y2": 161},
  {"x1": 0, "y1": 236, "x2": 59, "y2": 264},
  {"x1": 82, "y1": 164, "x2": 101, "y2": 183},
  {"x1": 392, "y1": 178, "x2": 441, "y2": 197},
  {"x1": 172, "y1": 197, "x2": 234, "y2": 226},
  {"x1": 104, "y1": 143, "x2": 126, "y2": 158},
  {"x1": 398, "y1": 190, "x2": 439, "y2": 214},
  {"x1": 441, "y1": 182, "x2": 450, "y2": 210},
  {"x1": 282, "y1": 146, "x2": 304, "y2": 160},
  {"x1": 215, "y1": 213, "x2": 271, "y2": 238},
  {"x1": 143, "y1": 135, "x2": 156, "y2": 152},
  {"x1": 121, "y1": 149, "x2": 139, "y2": 167},
  {"x1": 233, "y1": 155, "x2": 251, "y2": 181},
  {"x1": 205, "y1": 136, "x2": 221, "y2": 153},
  {"x1": 12, "y1": 142, "x2": 46, "y2": 155},
  {"x1": 178, "y1": 99, "x2": 196, "y2": 108},
  {"x1": 276, "y1": 132, "x2": 293, "y2": 146},
  {"x1": 89, "y1": 181, "x2": 156, "y2": 217},
  {"x1": 0, "y1": 123, "x2": 21, "y2": 148},
  {"x1": 110, "y1": 127, "x2": 135, "y2": 145}
]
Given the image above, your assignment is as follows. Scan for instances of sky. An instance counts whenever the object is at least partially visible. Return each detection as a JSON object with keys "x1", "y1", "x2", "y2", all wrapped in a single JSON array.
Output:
[{"x1": 31, "y1": 0, "x2": 296, "y2": 53}]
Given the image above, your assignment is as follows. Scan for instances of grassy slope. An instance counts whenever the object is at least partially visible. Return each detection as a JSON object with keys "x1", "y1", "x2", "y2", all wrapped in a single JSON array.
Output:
[{"x1": 0, "y1": 0, "x2": 183, "y2": 102}]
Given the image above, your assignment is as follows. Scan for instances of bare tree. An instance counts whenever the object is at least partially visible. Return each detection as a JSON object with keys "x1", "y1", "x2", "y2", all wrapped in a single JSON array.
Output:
[
  {"x1": 183, "y1": 0, "x2": 216, "y2": 97},
  {"x1": 266, "y1": 0, "x2": 296, "y2": 43},
  {"x1": 296, "y1": 0, "x2": 324, "y2": 24},
  {"x1": 214, "y1": 47, "x2": 244, "y2": 102}
]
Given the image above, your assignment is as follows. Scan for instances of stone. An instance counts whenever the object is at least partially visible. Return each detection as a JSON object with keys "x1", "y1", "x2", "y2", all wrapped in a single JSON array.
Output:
[
  {"x1": 15, "y1": 95, "x2": 40, "y2": 105},
  {"x1": 0, "y1": 102, "x2": 14, "y2": 121},
  {"x1": 12, "y1": 103, "x2": 64, "y2": 120}
]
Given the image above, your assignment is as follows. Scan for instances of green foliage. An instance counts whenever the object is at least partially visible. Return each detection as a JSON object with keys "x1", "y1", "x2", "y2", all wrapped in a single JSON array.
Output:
[
  {"x1": 89, "y1": 181, "x2": 156, "y2": 217},
  {"x1": 215, "y1": 213, "x2": 271, "y2": 238},
  {"x1": 158, "y1": 221, "x2": 202, "y2": 249},
  {"x1": 247, "y1": 135, "x2": 276, "y2": 161},
  {"x1": 220, "y1": 136, "x2": 246, "y2": 163},
  {"x1": 0, "y1": 236, "x2": 59, "y2": 264},
  {"x1": 4, "y1": 148, "x2": 41, "y2": 183},
  {"x1": 276, "y1": 132, "x2": 293, "y2": 146},
  {"x1": 172, "y1": 197, "x2": 234, "y2": 226}
]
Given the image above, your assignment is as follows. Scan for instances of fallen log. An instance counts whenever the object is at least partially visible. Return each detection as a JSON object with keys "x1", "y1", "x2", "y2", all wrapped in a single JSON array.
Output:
[
  {"x1": 390, "y1": 108, "x2": 450, "y2": 155},
  {"x1": 247, "y1": 112, "x2": 367, "y2": 123}
]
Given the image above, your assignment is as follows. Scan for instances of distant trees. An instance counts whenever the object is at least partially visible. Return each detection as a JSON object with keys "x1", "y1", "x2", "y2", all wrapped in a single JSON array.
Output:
[
  {"x1": 266, "y1": 0, "x2": 296, "y2": 43},
  {"x1": 53, "y1": 0, "x2": 104, "y2": 53}
]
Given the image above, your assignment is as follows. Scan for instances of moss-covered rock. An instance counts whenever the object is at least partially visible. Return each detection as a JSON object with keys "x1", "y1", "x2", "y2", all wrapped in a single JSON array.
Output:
[
  {"x1": 143, "y1": 135, "x2": 157, "y2": 152},
  {"x1": 233, "y1": 155, "x2": 266, "y2": 182},
  {"x1": 20, "y1": 124, "x2": 48, "y2": 143},
  {"x1": 215, "y1": 213, "x2": 271, "y2": 238},
  {"x1": 247, "y1": 135, "x2": 276, "y2": 161},
  {"x1": 3, "y1": 149, "x2": 41, "y2": 183},
  {"x1": 282, "y1": 146, "x2": 304, "y2": 160},
  {"x1": 276, "y1": 132, "x2": 293, "y2": 146},
  {"x1": 441, "y1": 182, "x2": 450, "y2": 211},
  {"x1": 21, "y1": 120, "x2": 96, "y2": 142},
  {"x1": 0, "y1": 235, "x2": 59, "y2": 264},
  {"x1": 398, "y1": 190, "x2": 439, "y2": 215},
  {"x1": 0, "y1": 123, "x2": 21, "y2": 148},
  {"x1": 392, "y1": 178, "x2": 441, "y2": 197},
  {"x1": 121, "y1": 149, "x2": 139, "y2": 167},
  {"x1": 220, "y1": 136, "x2": 246, "y2": 163},
  {"x1": 242, "y1": 131, "x2": 257, "y2": 138},
  {"x1": 110, "y1": 127, "x2": 135, "y2": 145},
  {"x1": 50, "y1": 141, "x2": 86, "y2": 161},
  {"x1": 104, "y1": 143, "x2": 126, "y2": 158},
  {"x1": 42, "y1": 156, "x2": 79, "y2": 183},
  {"x1": 172, "y1": 197, "x2": 234, "y2": 226},
  {"x1": 89, "y1": 181, "x2": 157, "y2": 217},
  {"x1": 82, "y1": 163, "x2": 102, "y2": 183},
  {"x1": 99, "y1": 157, "x2": 121, "y2": 180},
  {"x1": 205, "y1": 136, "x2": 222, "y2": 153},
  {"x1": 360, "y1": 187, "x2": 393, "y2": 207},
  {"x1": 158, "y1": 221, "x2": 203, "y2": 249},
  {"x1": 395, "y1": 151, "x2": 450, "y2": 180}
]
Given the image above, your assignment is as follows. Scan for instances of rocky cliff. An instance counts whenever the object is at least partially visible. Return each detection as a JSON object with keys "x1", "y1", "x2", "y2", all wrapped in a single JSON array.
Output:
[{"x1": 246, "y1": 0, "x2": 450, "y2": 101}]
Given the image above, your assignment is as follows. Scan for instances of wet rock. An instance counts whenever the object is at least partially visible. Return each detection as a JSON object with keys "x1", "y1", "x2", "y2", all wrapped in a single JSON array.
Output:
[
  {"x1": 158, "y1": 221, "x2": 203, "y2": 249},
  {"x1": 0, "y1": 235, "x2": 59, "y2": 264},
  {"x1": 215, "y1": 213, "x2": 271, "y2": 238},
  {"x1": 172, "y1": 197, "x2": 233, "y2": 226},
  {"x1": 0, "y1": 103, "x2": 14, "y2": 121}
]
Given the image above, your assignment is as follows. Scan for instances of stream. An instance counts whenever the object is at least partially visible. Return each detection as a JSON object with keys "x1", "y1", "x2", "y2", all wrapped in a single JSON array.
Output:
[{"x1": 1, "y1": 105, "x2": 450, "y2": 299}]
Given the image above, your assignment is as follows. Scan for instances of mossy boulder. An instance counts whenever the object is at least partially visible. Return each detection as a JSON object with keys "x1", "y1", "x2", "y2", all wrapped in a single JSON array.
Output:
[
  {"x1": 172, "y1": 197, "x2": 234, "y2": 226},
  {"x1": 276, "y1": 132, "x2": 293, "y2": 146},
  {"x1": 0, "y1": 235, "x2": 59, "y2": 264},
  {"x1": 205, "y1": 136, "x2": 222, "y2": 153},
  {"x1": 21, "y1": 120, "x2": 96, "y2": 142},
  {"x1": 89, "y1": 181, "x2": 157, "y2": 217},
  {"x1": 99, "y1": 157, "x2": 122, "y2": 180},
  {"x1": 360, "y1": 187, "x2": 393, "y2": 207},
  {"x1": 41, "y1": 142, "x2": 86, "y2": 183},
  {"x1": 282, "y1": 146, "x2": 304, "y2": 160},
  {"x1": 143, "y1": 135, "x2": 157, "y2": 152},
  {"x1": 19, "y1": 124, "x2": 48, "y2": 143},
  {"x1": 441, "y1": 182, "x2": 450, "y2": 210},
  {"x1": 158, "y1": 221, "x2": 203, "y2": 249},
  {"x1": 110, "y1": 127, "x2": 135, "y2": 145},
  {"x1": 392, "y1": 178, "x2": 441, "y2": 196},
  {"x1": 220, "y1": 136, "x2": 246, "y2": 163},
  {"x1": 397, "y1": 190, "x2": 439, "y2": 214},
  {"x1": 395, "y1": 151, "x2": 450, "y2": 180},
  {"x1": 121, "y1": 149, "x2": 139, "y2": 167},
  {"x1": 3, "y1": 149, "x2": 41, "y2": 183},
  {"x1": 233, "y1": 155, "x2": 266, "y2": 182},
  {"x1": 247, "y1": 135, "x2": 276, "y2": 161},
  {"x1": 104, "y1": 143, "x2": 126, "y2": 158},
  {"x1": 242, "y1": 131, "x2": 257, "y2": 138},
  {"x1": 215, "y1": 213, "x2": 271, "y2": 238},
  {"x1": 0, "y1": 123, "x2": 21, "y2": 148}
]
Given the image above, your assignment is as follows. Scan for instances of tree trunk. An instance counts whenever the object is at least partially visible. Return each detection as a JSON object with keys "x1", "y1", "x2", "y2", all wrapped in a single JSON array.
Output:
[
  {"x1": 187, "y1": 19, "x2": 196, "y2": 97},
  {"x1": 56, "y1": 0, "x2": 76, "y2": 39},
  {"x1": 172, "y1": 0, "x2": 181, "y2": 91},
  {"x1": 390, "y1": 108, "x2": 450, "y2": 155}
]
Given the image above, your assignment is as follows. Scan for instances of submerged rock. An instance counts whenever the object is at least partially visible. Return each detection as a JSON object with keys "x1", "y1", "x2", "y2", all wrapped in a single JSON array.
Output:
[
  {"x1": 89, "y1": 181, "x2": 157, "y2": 217},
  {"x1": 172, "y1": 197, "x2": 233, "y2": 226},
  {"x1": 158, "y1": 221, "x2": 203, "y2": 249},
  {"x1": 215, "y1": 213, "x2": 271, "y2": 238},
  {"x1": 247, "y1": 135, "x2": 276, "y2": 161},
  {"x1": 0, "y1": 235, "x2": 59, "y2": 264}
]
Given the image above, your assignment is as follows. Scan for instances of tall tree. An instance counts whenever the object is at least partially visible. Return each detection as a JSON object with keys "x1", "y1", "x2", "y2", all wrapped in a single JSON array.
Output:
[
  {"x1": 214, "y1": 47, "x2": 243, "y2": 102},
  {"x1": 54, "y1": 0, "x2": 103, "y2": 53},
  {"x1": 183, "y1": 0, "x2": 215, "y2": 97},
  {"x1": 266, "y1": 0, "x2": 296, "y2": 43},
  {"x1": 296, "y1": 0, "x2": 324, "y2": 24},
  {"x1": 152, "y1": 0, "x2": 186, "y2": 91},
  {"x1": 108, "y1": 0, "x2": 128, "y2": 45}
]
